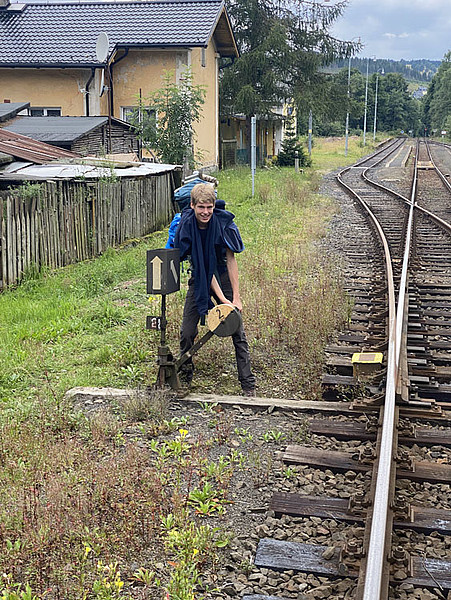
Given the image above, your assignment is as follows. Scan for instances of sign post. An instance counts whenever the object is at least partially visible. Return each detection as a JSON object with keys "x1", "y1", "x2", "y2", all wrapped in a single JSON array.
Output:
[
  {"x1": 308, "y1": 109, "x2": 313, "y2": 157},
  {"x1": 251, "y1": 115, "x2": 256, "y2": 197},
  {"x1": 146, "y1": 248, "x2": 180, "y2": 388}
]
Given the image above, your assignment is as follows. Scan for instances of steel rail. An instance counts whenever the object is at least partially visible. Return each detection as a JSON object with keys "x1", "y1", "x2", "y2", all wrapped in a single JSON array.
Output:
[
  {"x1": 361, "y1": 141, "x2": 418, "y2": 600},
  {"x1": 335, "y1": 138, "x2": 417, "y2": 599},
  {"x1": 425, "y1": 138, "x2": 451, "y2": 195},
  {"x1": 362, "y1": 139, "x2": 451, "y2": 234},
  {"x1": 345, "y1": 137, "x2": 405, "y2": 170}
]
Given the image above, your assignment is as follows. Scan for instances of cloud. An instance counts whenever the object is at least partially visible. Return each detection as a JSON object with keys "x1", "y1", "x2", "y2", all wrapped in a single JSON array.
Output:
[{"x1": 331, "y1": 0, "x2": 449, "y2": 59}]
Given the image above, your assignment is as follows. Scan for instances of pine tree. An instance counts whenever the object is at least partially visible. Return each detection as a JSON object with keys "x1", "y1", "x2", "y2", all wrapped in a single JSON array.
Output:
[{"x1": 277, "y1": 116, "x2": 310, "y2": 167}]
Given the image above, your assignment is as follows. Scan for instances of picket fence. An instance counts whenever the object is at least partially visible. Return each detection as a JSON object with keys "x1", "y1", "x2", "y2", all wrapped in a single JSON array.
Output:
[{"x1": 0, "y1": 173, "x2": 175, "y2": 290}]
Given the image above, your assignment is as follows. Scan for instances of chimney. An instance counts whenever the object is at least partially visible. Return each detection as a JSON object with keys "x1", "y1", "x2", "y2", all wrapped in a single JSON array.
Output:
[{"x1": 0, "y1": 0, "x2": 11, "y2": 8}]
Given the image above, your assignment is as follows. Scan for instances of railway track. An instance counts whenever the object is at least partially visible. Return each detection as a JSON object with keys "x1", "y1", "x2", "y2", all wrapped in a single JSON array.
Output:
[{"x1": 240, "y1": 138, "x2": 451, "y2": 600}]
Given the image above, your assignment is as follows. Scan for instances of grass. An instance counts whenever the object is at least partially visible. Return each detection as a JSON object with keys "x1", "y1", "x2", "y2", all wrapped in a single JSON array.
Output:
[
  {"x1": 0, "y1": 135, "x2": 368, "y2": 599},
  {"x1": 309, "y1": 134, "x2": 384, "y2": 172}
]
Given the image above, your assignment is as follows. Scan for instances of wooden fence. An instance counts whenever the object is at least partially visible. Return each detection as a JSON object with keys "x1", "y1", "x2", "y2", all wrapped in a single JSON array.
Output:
[{"x1": 0, "y1": 173, "x2": 175, "y2": 290}]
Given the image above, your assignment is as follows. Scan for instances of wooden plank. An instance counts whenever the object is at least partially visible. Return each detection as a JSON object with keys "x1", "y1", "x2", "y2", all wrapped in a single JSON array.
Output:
[
  {"x1": 16, "y1": 194, "x2": 23, "y2": 281},
  {"x1": 322, "y1": 374, "x2": 358, "y2": 386},
  {"x1": 408, "y1": 556, "x2": 451, "y2": 589},
  {"x1": 255, "y1": 540, "x2": 451, "y2": 589},
  {"x1": 7, "y1": 195, "x2": 15, "y2": 285},
  {"x1": 402, "y1": 460, "x2": 451, "y2": 484},
  {"x1": 184, "y1": 393, "x2": 355, "y2": 414},
  {"x1": 0, "y1": 196, "x2": 4, "y2": 289},
  {"x1": 25, "y1": 199, "x2": 31, "y2": 271},
  {"x1": 308, "y1": 419, "x2": 451, "y2": 447},
  {"x1": 270, "y1": 493, "x2": 451, "y2": 534},
  {"x1": 283, "y1": 446, "x2": 451, "y2": 483},
  {"x1": 254, "y1": 539, "x2": 350, "y2": 576},
  {"x1": 270, "y1": 493, "x2": 356, "y2": 521},
  {"x1": 283, "y1": 445, "x2": 369, "y2": 472}
]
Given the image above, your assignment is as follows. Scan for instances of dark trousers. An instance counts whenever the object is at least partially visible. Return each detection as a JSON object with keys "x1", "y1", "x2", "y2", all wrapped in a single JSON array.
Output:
[{"x1": 179, "y1": 272, "x2": 256, "y2": 390}]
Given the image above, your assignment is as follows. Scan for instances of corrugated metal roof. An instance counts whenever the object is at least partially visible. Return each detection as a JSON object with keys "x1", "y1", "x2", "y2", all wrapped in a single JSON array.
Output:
[
  {"x1": 0, "y1": 101, "x2": 30, "y2": 122},
  {"x1": 4, "y1": 116, "x2": 113, "y2": 143},
  {"x1": 1, "y1": 159, "x2": 180, "y2": 179},
  {"x1": 0, "y1": 0, "x2": 237, "y2": 66},
  {"x1": 0, "y1": 129, "x2": 79, "y2": 163}
]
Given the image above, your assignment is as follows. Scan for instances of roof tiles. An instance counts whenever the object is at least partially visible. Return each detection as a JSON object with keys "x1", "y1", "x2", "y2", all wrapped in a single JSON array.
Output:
[{"x1": 0, "y1": 0, "x2": 226, "y2": 66}]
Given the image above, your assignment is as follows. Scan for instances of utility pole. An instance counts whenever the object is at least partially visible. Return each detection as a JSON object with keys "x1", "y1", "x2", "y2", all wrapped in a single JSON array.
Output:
[
  {"x1": 345, "y1": 54, "x2": 351, "y2": 156},
  {"x1": 345, "y1": 39, "x2": 360, "y2": 156},
  {"x1": 373, "y1": 69, "x2": 384, "y2": 141},
  {"x1": 363, "y1": 57, "x2": 370, "y2": 147}
]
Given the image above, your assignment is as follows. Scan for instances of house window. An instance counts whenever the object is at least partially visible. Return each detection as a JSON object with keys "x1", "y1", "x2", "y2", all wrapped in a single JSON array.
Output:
[
  {"x1": 201, "y1": 47, "x2": 206, "y2": 68},
  {"x1": 29, "y1": 107, "x2": 62, "y2": 116},
  {"x1": 121, "y1": 106, "x2": 156, "y2": 125}
]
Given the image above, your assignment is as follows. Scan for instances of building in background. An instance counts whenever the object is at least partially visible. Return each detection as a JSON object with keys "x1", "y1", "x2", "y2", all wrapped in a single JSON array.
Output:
[{"x1": 0, "y1": 0, "x2": 238, "y2": 168}]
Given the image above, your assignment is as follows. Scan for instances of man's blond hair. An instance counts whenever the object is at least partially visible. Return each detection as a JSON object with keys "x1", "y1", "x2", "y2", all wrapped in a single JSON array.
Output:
[{"x1": 190, "y1": 183, "x2": 216, "y2": 206}]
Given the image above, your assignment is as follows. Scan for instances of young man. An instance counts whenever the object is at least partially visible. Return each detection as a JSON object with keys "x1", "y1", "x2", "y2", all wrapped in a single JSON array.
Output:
[{"x1": 174, "y1": 183, "x2": 256, "y2": 396}]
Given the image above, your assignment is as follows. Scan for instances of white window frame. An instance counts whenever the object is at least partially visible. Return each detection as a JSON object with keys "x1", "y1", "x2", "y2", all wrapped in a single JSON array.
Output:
[
  {"x1": 28, "y1": 107, "x2": 62, "y2": 116},
  {"x1": 121, "y1": 106, "x2": 156, "y2": 124}
]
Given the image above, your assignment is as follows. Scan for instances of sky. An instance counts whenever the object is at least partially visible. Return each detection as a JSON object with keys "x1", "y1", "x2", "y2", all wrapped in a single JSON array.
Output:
[{"x1": 330, "y1": 0, "x2": 451, "y2": 61}]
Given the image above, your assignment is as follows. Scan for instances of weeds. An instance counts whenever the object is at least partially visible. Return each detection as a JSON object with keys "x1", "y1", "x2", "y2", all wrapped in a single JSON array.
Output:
[{"x1": 262, "y1": 429, "x2": 286, "y2": 443}]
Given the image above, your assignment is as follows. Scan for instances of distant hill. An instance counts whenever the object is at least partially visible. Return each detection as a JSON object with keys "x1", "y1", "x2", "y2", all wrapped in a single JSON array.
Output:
[{"x1": 329, "y1": 58, "x2": 441, "y2": 82}]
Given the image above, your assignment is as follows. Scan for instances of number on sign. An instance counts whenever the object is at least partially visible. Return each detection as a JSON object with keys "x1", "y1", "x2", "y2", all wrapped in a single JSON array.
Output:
[{"x1": 146, "y1": 316, "x2": 162, "y2": 330}]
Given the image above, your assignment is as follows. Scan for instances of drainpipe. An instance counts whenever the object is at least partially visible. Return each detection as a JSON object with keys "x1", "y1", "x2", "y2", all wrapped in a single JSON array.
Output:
[
  {"x1": 85, "y1": 68, "x2": 95, "y2": 116},
  {"x1": 109, "y1": 48, "x2": 129, "y2": 117}
]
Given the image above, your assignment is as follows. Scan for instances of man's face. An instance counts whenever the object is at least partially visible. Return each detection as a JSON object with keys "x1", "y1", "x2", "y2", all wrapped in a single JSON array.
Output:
[{"x1": 191, "y1": 199, "x2": 214, "y2": 228}]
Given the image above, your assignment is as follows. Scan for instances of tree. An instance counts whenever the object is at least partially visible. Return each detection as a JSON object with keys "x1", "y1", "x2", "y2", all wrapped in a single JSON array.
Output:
[
  {"x1": 277, "y1": 115, "x2": 311, "y2": 167},
  {"x1": 424, "y1": 52, "x2": 451, "y2": 134},
  {"x1": 220, "y1": 0, "x2": 360, "y2": 154},
  {"x1": 129, "y1": 68, "x2": 206, "y2": 167}
]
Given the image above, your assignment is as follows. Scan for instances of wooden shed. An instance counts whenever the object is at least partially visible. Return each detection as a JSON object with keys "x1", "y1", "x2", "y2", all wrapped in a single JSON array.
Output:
[{"x1": 2, "y1": 116, "x2": 139, "y2": 157}]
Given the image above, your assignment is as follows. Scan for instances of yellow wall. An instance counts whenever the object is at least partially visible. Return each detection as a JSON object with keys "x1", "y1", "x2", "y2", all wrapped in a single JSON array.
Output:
[
  {"x1": 0, "y1": 68, "x2": 91, "y2": 114},
  {"x1": 112, "y1": 45, "x2": 217, "y2": 166},
  {"x1": 190, "y1": 42, "x2": 218, "y2": 167}
]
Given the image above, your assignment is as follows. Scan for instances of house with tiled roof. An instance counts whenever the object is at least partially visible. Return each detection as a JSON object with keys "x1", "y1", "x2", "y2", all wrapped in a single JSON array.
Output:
[{"x1": 0, "y1": 0, "x2": 238, "y2": 168}]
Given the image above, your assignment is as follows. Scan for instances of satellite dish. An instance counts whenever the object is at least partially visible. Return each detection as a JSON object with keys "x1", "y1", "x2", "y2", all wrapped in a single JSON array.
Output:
[{"x1": 96, "y1": 32, "x2": 109, "y2": 63}]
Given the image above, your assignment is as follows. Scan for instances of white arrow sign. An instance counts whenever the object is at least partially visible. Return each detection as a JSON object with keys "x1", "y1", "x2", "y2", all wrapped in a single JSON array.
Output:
[
  {"x1": 151, "y1": 256, "x2": 163, "y2": 290},
  {"x1": 170, "y1": 259, "x2": 178, "y2": 284}
]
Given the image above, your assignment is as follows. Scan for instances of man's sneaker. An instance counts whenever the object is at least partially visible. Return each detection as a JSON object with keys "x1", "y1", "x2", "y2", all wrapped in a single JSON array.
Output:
[{"x1": 242, "y1": 388, "x2": 256, "y2": 397}]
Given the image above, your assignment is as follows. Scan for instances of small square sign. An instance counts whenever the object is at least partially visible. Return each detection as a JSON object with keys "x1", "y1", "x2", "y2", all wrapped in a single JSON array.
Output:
[{"x1": 146, "y1": 248, "x2": 180, "y2": 295}]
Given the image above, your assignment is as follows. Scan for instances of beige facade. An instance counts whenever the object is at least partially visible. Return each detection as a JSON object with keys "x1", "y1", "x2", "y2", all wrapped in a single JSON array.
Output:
[
  {"x1": 1, "y1": 68, "x2": 88, "y2": 115},
  {"x1": 1, "y1": 41, "x2": 223, "y2": 167}
]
